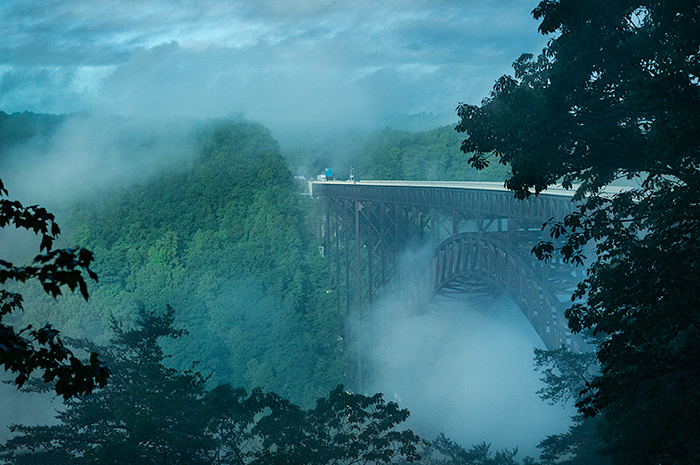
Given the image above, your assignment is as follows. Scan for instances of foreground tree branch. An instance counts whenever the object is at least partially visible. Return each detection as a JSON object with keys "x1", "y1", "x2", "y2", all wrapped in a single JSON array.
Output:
[
  {"x1": 456, "y1": 0, "x2": 700, "y2": 463},
  {"x1": 0, "y1": 178, "x2": 109, "y2": 398}
]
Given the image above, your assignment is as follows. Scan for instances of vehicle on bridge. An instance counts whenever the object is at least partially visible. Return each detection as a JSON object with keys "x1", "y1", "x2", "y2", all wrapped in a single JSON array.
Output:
[{"x1": 316, "y1": 168, "x2": 334, "y2": 181}]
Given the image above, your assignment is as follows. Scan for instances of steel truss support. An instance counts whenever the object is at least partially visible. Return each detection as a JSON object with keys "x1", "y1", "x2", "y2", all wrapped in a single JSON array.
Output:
[{"x1": 314, "y1": 182, "x2": 584, "y2": 390}]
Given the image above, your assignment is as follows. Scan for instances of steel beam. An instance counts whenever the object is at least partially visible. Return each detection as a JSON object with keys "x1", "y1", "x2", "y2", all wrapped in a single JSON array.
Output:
[{"x1": 314, "y1": 181, "x2": 585, "y2": 390}]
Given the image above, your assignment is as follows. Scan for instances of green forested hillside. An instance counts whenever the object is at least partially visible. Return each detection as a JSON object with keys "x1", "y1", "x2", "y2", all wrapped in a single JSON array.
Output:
[
  {"x1": 4, "y1": 114, "x2": 510, "y2": 408},
  {"x1": 3, "y1": 113, "x2": 592, "y2": 464},
  {"x1": 352, "y1": 126, "x2": 510, "y2": 181},
  {"x1": 4, "y1": 116, "x2": 510, "y2": 406},
  {"x1": 0, "y1": 110, "x2": 66, "y2": 155},
  {"x1": 3, "y1": 114, "x2": 511, "y2": 409},
  {"x1": 282, "y1": 125, "x2": 510, "y2": 182},
  {"x1": 14, "y1": 119, "x2": 343, "y2": 406}
]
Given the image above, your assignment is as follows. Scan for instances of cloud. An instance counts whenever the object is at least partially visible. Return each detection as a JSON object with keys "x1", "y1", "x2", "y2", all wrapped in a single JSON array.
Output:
[
  {"x1": 366, "y1": 289, "x2": 574, "y2": 457},
  {"x1": 0, "y1": 0, "x2": 548, "y2": 128},
  {"x1": 0, "y1": 66, "x2": 93, "y2": 114},
  {"x1": 0, "y1": 114, "x2": 199, "y2": 209}
]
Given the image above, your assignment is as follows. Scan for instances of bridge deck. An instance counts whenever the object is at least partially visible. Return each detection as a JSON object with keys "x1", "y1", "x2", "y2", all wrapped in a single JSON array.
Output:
[{"x1": 311, "y1": 180, "x2": 577, "y2": 198}]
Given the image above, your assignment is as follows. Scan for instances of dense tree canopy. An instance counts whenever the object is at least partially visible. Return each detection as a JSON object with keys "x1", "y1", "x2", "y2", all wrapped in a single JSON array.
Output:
[
  {"x1": 0, "y1": 177, "x2": 109, "y2": 398},
  {"x1": 8, "y1": 118, "x2": 342, "y2": 406},
  {"x1": 456, "y1": 0, "x2": 700, "y2": 463},
  {"x1": 0, "y1": 307, "x2": 421, "y2": 465},
  {"x1": 425, "y1": 434, "x2": 520, "y2": 465},
  {"x1": 532, "y1": 349, "x2": 610, "y2": 465},
  {"x1": 0, "y1": 111, "x2": 65, "y2": 155},
  {"x1": 457, "y1": 0, "x2": 699, "y2": 197},
  {"x1": 352, "y1": 126, "x2": 510, "y2": 182}
]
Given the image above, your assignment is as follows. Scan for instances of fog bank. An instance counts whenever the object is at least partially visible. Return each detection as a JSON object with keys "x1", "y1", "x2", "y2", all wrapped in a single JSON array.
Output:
[
  {"x1": 0, "y1": 115, "x2": 200, "y2": 210},
  {"x1": 367, "y1": 288, "x2": 574, "y2": 457}
]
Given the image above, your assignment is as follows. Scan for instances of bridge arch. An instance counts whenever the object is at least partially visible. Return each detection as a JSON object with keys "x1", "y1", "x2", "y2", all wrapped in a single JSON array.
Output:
[
  {"x1": 432, "y1": 233, "x2": 573, "y2": 351},
  {"x1": 312, "y1": 180, "x2": 586, "y2": 390}
]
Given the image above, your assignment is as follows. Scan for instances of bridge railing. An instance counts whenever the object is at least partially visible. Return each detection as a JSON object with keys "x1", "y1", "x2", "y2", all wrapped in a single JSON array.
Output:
[{"x1": 311, "y1": 180, "x2": 575, "y2": 226}]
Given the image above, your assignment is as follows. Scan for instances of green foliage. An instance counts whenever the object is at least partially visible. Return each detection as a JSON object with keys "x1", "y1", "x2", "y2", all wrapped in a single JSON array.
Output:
[
  {"x1": 456, "y1": 0, "x2": 700, "y2": 463},
  {"x1": 537, "y1": 418, "x2": 611, "y2": 465},
  {"x1": 425, "y1": 433, "x2": 520, "y2": 465},
  {"x1": 0, "y1": 308, "x2": 421, "y2": 465},
  {"x1": 457, "y1": 0, "x2": 700, "y2": 198},
  {"x1": 0, "y1": 178, "x2": 109, "y2": 398},
  {"x1": 1, "y1": 307, "x2": 257, "y2": 465},
  {"x1": 252, "y1": 385, "x2": 422, "y2": 465},
  {"x1": 14, "y1": 119, "x2": 342, "y2": 406},
  {"x1": 533, "y1": 347, "x2": 597, "y2": 407},
  {"x1": 353, "y1": 126, "x2": 510, "y2": 182},
  {"x1": 532, "y1": 348, "x2": 609, "y2": 465},
  {"x1": 0, "y1": 111, "x2": 65, "y2": 156}
]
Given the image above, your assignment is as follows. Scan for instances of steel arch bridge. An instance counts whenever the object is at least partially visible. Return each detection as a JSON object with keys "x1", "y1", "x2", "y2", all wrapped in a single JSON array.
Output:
[{"x1": 312, "y1": 180, "x2": 587, "y2": 391}]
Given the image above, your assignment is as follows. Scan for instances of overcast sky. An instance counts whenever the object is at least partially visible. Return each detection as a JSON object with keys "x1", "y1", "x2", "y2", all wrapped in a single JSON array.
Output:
[{"x1": 1, "y1": 0, "x2": 548, "y2": 130}]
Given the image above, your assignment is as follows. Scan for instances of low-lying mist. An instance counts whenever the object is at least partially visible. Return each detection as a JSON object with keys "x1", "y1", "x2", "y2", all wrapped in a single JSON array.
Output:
[
  {"x1": 365, "y1": 253, "x2": 574, "y2": 457},
  {"x1": 0, "y1": 375, "x2": 61, "y2": 443},
  {"x1": 0, "y1": 114, "x2": 204, "y2": 268},
  {"x1": 0, "y1": 115, "x2": 201, "y2": 209}
]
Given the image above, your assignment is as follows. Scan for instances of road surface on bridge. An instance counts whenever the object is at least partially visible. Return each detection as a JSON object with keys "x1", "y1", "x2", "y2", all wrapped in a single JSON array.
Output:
[{"x1": 311, "y1": 179, "x2": 577, "y2": 198}]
